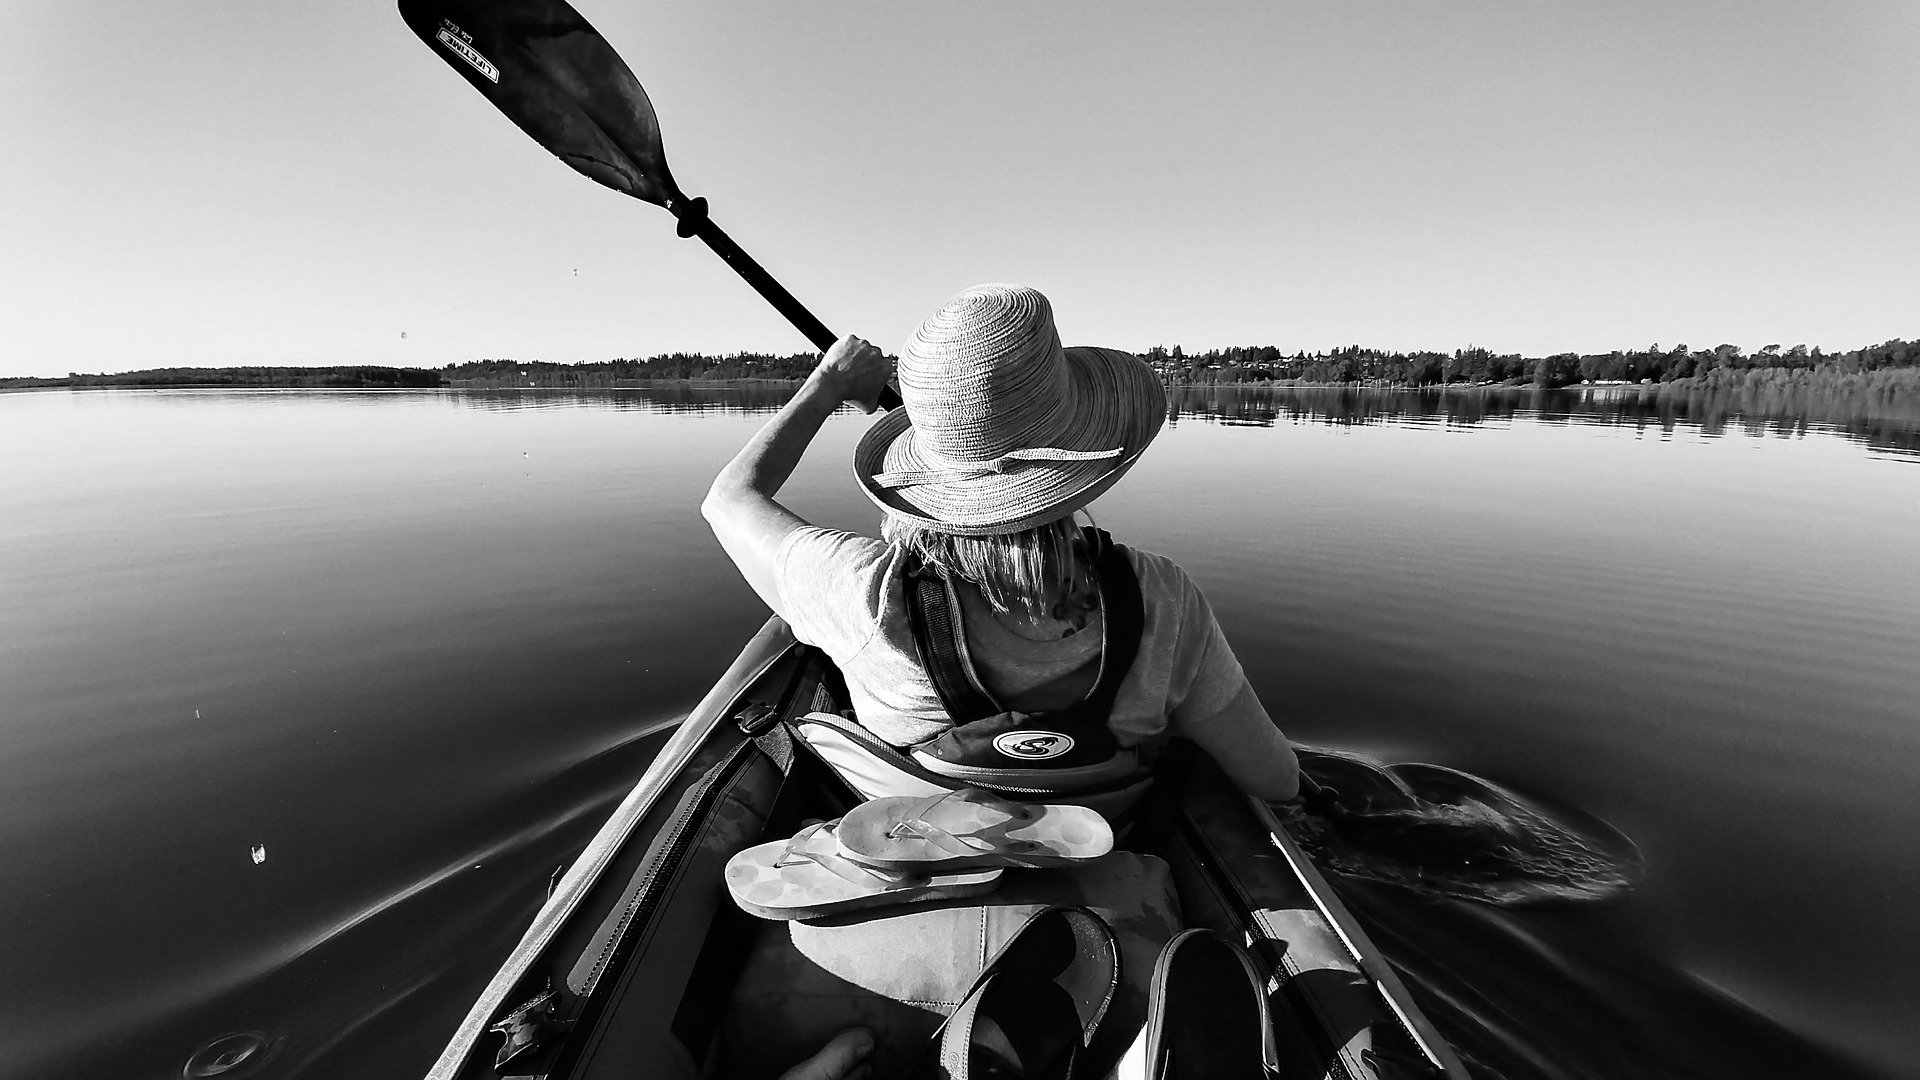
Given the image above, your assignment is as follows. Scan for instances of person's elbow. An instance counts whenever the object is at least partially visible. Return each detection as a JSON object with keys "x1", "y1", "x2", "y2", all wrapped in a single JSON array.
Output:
[{"x1": 701, "y1": 475, "x2": 744, "y2": 530}]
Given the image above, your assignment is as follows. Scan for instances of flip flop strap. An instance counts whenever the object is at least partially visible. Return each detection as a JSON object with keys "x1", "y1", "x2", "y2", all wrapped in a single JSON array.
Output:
[
  {"x1": 776, "y1": 822, "x2": 920, "y2": 888},
  {"x1": 888, "y1": 788, "x2": 1040, "y2": 853},
  {"x1": 885, "y1": 816, "x2": 997, "y2": 856},
  {"x1": 899, "y1": 787, "x2": 1035, "y2": 828},
  {"x1": 889, "y1": 790, "x2": 981, "y2": 852}
]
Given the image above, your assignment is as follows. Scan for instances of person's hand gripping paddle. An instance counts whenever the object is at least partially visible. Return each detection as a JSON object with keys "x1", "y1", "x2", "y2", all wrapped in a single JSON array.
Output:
[{"x1": 397, "y1": 0, "x2": 900, "y2": 411}]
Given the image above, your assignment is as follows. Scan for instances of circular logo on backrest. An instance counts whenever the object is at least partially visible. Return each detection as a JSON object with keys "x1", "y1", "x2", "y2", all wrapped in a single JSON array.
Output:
[{"x1": 992, "y1": 731, "x2": 1075, "y2": 761}]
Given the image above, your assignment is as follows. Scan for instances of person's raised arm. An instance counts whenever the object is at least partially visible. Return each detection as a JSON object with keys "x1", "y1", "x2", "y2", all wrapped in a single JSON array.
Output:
[{"x1": 701, "y1": 335, "x2": 892, "y2": 614}]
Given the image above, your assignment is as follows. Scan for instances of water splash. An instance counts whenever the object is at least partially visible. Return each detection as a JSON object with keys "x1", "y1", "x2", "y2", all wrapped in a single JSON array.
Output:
[{"x1": 1290, "y1": 746, "x2": 1643, "y2": 906}]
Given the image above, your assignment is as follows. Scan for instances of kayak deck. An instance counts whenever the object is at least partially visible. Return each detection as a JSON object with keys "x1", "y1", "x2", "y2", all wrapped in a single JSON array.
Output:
[{"x1": 427, "y1": 618, "x2": 1466, "y2": 1080}]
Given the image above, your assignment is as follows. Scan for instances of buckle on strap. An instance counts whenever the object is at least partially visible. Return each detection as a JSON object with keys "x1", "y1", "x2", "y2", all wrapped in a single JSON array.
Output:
[{"x1": 734, "y1": 701, "x2": 781, "y2": 738}]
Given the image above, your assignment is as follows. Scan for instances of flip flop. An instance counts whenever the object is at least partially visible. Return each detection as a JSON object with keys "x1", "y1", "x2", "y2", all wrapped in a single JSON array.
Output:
[
  {"x1": 724, "y1": 819, "x2": 1003, "y2": 921},
  {"x1": 834, "y1": 788, "x2": 1113, "y2": 873}
]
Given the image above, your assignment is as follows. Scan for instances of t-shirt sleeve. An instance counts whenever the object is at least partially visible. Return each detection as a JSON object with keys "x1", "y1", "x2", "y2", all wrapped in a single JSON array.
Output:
[
  {"x1": 772, "y1": 526, "x2": 894, "y2": 662},
  {"x1": 1164, "y1": 569, "x2": 1261, "y2": 736}
]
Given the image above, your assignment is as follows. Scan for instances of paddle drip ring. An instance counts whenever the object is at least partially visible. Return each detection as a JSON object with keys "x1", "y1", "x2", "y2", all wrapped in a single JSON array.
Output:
[{"x1": 671, "y1": 195, "x2": 710, "y2": 238}]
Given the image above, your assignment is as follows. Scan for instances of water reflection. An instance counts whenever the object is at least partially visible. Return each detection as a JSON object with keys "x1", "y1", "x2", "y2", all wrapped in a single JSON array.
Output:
[
  {"x1": 5, "y1": 385, "x2": 1915, "y2": 1077},
  {"x1": 407, "y1": 381, "x2": 1920, "y2": 459},
  {"x1": 446, "y1": 382, "x2": 805, "y2": 415}
]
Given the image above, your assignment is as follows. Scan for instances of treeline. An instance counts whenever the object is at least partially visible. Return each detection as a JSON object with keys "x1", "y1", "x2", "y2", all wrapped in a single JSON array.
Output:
[
  {"x1": 10, "y1": 339, "x2": 1913, "y2": 394},
  {"x1": 1149, "y1": 339, "x2": 1919, "y2": 388},
  {"x1": 442, "y1": 352, "x2": 821, "y2": 387},
  {"x1": 3, "y1": 366, "x2": 442, "y2": 389},
  {"x1": 1164, "y1": 377, "x2": 1920, "y2": 457}
]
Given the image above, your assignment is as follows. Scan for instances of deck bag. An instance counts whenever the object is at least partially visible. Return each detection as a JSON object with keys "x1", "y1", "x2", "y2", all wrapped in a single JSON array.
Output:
[
  {"x1": 791, "y1": 528, "x2": 1157, "y2": 819},
  {"x1": 721, "y1": 851, "x2": 1180, "y2": 1080}
]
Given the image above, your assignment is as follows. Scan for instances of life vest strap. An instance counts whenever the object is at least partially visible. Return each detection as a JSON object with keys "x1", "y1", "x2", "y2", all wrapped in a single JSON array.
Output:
[{"x1": 904, "y1": 526, "x2": 1146, "y2": 736}]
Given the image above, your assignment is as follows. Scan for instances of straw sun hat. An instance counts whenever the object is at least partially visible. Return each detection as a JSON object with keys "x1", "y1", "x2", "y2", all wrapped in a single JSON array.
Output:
[{"x1": 853, "y1": 284, "x2": 1167, "y2": 536}]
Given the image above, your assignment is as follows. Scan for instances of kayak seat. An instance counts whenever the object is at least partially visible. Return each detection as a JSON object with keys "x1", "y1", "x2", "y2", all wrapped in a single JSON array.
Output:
[{"x1": 719, "y1": 851, "x2": 1181, "y2": 1080}]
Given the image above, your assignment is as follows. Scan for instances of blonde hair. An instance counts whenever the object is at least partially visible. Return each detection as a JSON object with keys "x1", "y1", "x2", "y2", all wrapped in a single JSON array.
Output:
[{"x1": 883, "y1": 513, "x2": 1093, "y2": 621}]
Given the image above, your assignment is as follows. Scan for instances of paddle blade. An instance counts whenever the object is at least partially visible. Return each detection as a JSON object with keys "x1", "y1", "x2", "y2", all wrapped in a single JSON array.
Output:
[{"x1": 399, "y1": 0, "x2": 680, "y2": 206}]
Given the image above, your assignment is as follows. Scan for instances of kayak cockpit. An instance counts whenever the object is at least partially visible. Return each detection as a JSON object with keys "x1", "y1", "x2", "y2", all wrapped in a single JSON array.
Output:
[{"x1": 426, "y1": 618, "x2": 1465, "y2": 1080}]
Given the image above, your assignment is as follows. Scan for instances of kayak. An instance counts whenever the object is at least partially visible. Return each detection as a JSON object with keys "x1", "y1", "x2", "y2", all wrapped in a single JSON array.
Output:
[{"x1": 424, "y1": 617, "x2": 1470, "y2": 1080}]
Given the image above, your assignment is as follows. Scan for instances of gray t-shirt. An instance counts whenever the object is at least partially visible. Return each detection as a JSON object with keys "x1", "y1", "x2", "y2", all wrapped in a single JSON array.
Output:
[{"x1": 772, "y1": 526, "x2": 1258, "y2": 749}]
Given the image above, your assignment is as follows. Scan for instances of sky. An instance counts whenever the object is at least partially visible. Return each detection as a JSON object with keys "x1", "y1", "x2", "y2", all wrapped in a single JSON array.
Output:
[{"x1": 2, "y1": 1, "x2": 1916, "y2": 378}]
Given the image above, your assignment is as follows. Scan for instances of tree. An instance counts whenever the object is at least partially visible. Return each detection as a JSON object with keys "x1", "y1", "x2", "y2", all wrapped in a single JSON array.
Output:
[
  {"x1": 1454, "y1": 346, "x2": 1495, "y2": 383},
  {"x1": 1535, "y1": 353, "x2": 1581, "y2": 388}
]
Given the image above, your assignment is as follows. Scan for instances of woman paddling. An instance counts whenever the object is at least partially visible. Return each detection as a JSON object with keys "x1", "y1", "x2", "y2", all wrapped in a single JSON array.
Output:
[{"x1": 701, "y1": 283, "x2": 1300, "y2": 805}]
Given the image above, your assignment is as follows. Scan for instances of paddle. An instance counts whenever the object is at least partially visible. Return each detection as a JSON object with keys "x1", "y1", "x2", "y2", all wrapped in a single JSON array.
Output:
[{"x1": 398, "y1": 0, "x2": 901, "y2": 410}]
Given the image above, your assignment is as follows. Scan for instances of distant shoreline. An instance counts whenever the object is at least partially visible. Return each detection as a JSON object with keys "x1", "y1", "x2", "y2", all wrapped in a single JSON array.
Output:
[
  {"x1": 0, "y1": 375, "x2": 1599, "y2": 393},
  {"x1": 5, "y1": 365, "x2": 1914, "y2": 400},
  {"x1": 9, "y1": 334, "x2": 1917, "y2": 396},
  {"x1": 0, "y1": 372, "x2": 809, "y2": 392}
]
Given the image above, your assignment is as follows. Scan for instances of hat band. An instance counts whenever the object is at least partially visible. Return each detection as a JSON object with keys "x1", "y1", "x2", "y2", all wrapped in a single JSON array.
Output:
[{"x1": 872, "y1": 446, "x2": 1124, "y2": 490}]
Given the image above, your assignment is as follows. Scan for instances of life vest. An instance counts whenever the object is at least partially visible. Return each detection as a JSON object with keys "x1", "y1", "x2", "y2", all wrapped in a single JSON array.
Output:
[
  {"x1": 904, "y1": 526, "x2": 1146, "y2": 787},
  {"x1": 791, "y1": 527, "x2": 1156, "y2": 815}
]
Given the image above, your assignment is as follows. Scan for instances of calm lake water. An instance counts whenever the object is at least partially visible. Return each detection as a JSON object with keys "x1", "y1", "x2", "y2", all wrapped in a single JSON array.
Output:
[{"x1": 3, "y1": 384, "x2": 1916, "y2": 1079}]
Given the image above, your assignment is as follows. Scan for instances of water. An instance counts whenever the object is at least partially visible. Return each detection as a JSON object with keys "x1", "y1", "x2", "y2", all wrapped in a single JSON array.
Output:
[{"x1": 2, "y1": 384, "x2": 1915, "y2": 1079}]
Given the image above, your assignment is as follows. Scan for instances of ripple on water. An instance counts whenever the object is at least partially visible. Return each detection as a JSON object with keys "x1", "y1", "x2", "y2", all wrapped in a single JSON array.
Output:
[{"x1": 181, "y1": 1032, "x2": 274, "y2": 1078}]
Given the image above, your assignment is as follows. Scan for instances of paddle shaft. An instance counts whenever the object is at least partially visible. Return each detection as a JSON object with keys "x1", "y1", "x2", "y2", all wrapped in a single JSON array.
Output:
[
  {"x1": 1248, "y1": 797, "x2": 1470, "y2": 1078},
  {"x1": 680, "y1": 213, "x2": 832, "y2": 351},
  {"x1": 672, "y1": 199, "x2": 829, "y2": 351},
  {"x1": 670, "y1": 201, "x2": 901, "y2": 410}
]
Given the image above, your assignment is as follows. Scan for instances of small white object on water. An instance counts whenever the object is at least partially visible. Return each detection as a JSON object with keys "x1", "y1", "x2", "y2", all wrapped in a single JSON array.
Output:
[
  {"x1": 251, "y1": 845, "x2": 266, "y2": 865},
  {"x1": 195, "y1": 709, "x2": 201, "y2": 719}
]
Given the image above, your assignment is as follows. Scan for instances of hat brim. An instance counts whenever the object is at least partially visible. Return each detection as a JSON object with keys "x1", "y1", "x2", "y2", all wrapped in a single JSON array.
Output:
[{"x1": 852, "y1": 346, "x2": 1167, "y2": 536}]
